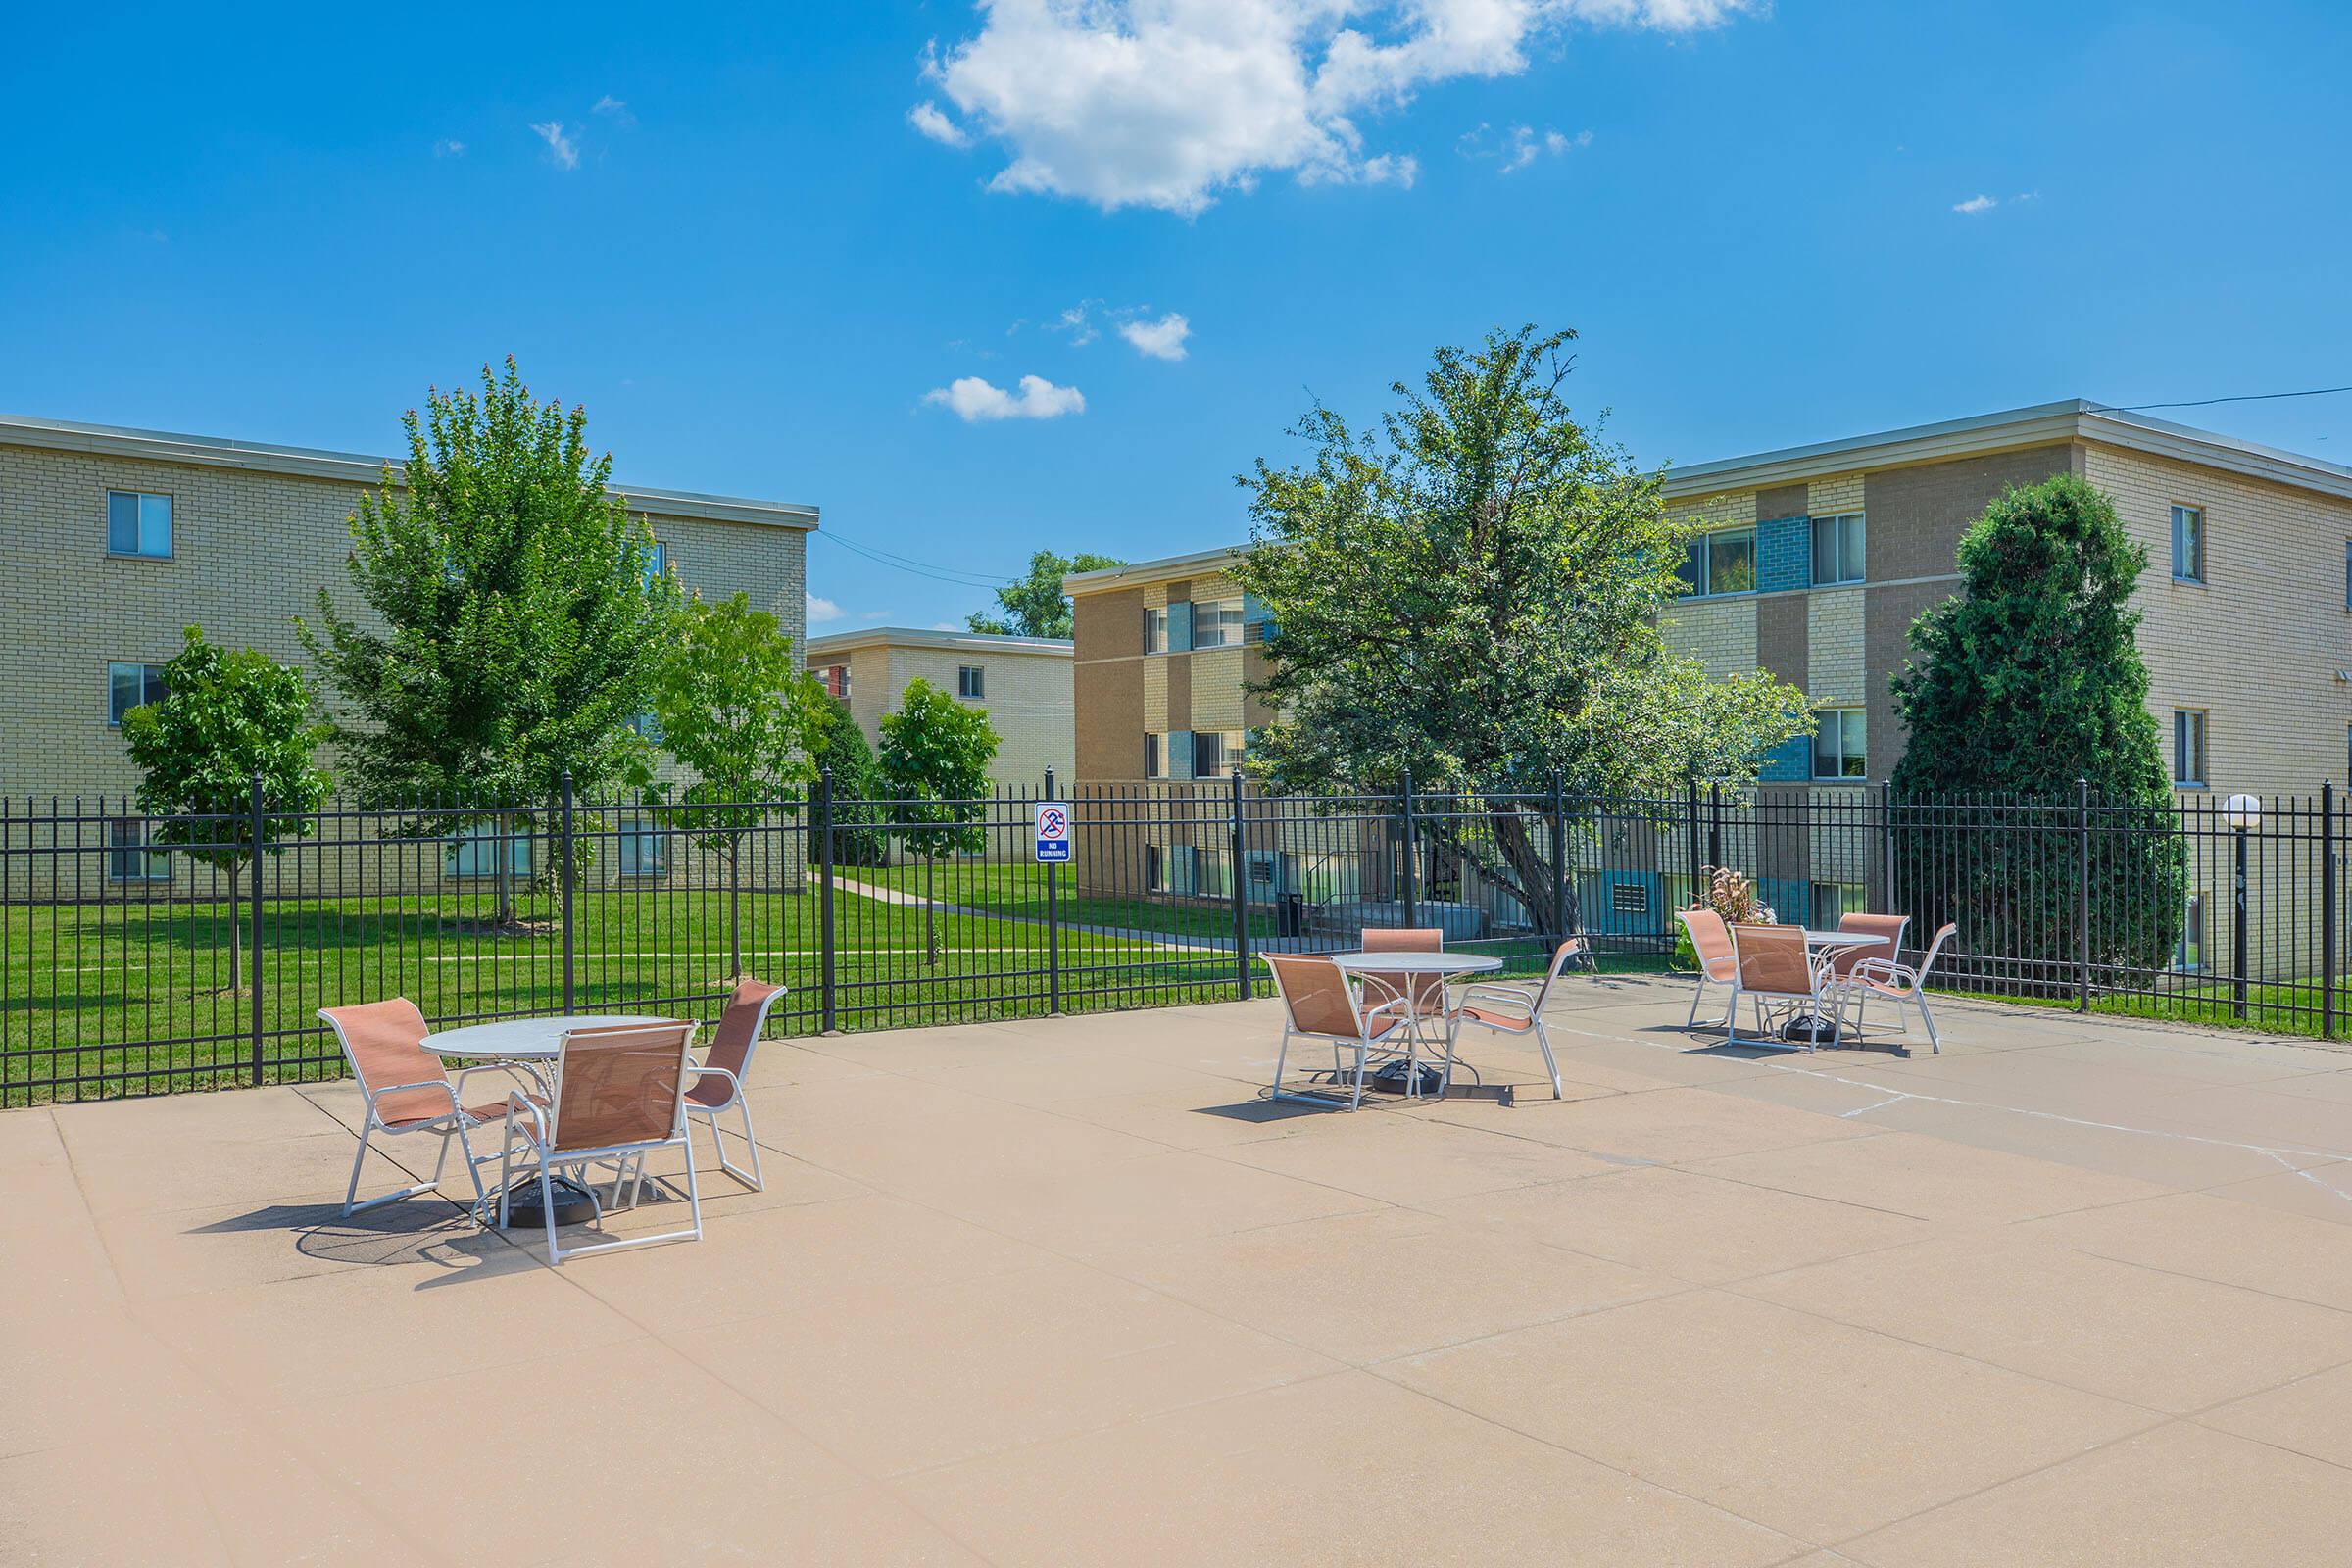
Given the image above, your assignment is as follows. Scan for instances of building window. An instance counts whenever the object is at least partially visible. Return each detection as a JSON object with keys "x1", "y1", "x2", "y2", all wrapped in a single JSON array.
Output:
[
  {"x1": 107, "y1": 819, "x2": 172, "y2": 883},
  {"x1": 2175, "y1": 891, "x2": 2206, "y2": 972},
  {"x1": 1144, "y1": 606, "x2": 1165, "y2": 653},
  {"x1": 616, "y1": 816, "x2": 665, "y2": 878},
  {"x1": 2171, "y1": 505, "x2": 2204, "y2": 583},
  {"x1": 106, "y1": 491, "x2": 172, "y2": 558},
  {"x1": 1192, "y1": 598, "x2": 1245, "y2": 649},
  {"x1": 446, "y1": 823, "x2": 533, "y2": 879},
  {"x1": 1810, "y1": 514, "x2": 1867, "y2": 586},
  {"x1": 1812, "y1": 708, "x2": 1866, "y2": 779},
  {"x1": 1144, "y1": 733, "x2": 1159, "y2": 779},
  {"x1": 1150, "y1": 844, "x2": 1203, "y2": 896},
  {"x1": 1676, "y1": 528, "x2": 1755, "y2": 598},
  {"x1": 107, "y1": 662, "x2": 168, "y2": 726},
  {"x1": 1193, "y1": 729, "x2": 1245, "y2": 778},
  {"x1": 815, "y1": 663, "x2": 851, "y2": 701},
  {"x1": 1145, "y1": 730, "x2": 1196, "y2": 780},
  {"x1": 1811, "y1": 881, "x2": 1868, "y2": 929},
  {"x1": 645, "y1": 540, "x2": 669, "y2": 586},
  {"x1": 626, "y1": 710, "x2": 663, "y2": 743},
  {"x1": 956, "y1": 665, "x2": 985, "y2": 700},
  {"x1": 2174, "y1": 710, "x2": 2207, "y2": 787}
]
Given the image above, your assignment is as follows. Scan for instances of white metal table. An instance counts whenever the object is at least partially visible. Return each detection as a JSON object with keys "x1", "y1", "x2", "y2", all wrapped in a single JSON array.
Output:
[
  {"x1": 424, "y1": 1014, "x2": 685, "y2": 1226},
  {"x1": 1330, "y1": 951, "x2": 1503, "y2": 1099},
  {"x1": 1783, "y1": 931, "x2": 1889, "y2": 1044}
]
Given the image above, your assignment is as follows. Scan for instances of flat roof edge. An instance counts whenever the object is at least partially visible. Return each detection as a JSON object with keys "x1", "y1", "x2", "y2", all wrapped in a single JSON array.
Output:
[
  {"x1": 805, "y1": 625, "x2": 1073, "y2": 657},
  {"x1": 0, "y1": 413, "x2": 821, "y2": 528}
]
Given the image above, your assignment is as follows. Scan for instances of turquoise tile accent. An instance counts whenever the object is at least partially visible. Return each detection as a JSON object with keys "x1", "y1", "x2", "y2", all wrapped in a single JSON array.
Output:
[
  {"x1": 1757, "y1": 514, "x2": 1810, "y2": 594},
  {"x1": 1759, "y1": 878, "x2": 1810, "y2": 926},
  {"x1": 1760, "y1": 734, "x2": 1811, "y2": 783}
]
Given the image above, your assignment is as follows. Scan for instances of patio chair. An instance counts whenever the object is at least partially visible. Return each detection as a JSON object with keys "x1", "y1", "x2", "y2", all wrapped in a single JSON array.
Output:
[
  {"x1": 1445, "y1": 936, "x2": 1590, "y2": 1099},
  {"x1": 318, "y1": 998, "x2": 530, "y2": 1219},
  {"x1": 1829, "y1": 912, "x2": 1910, "y2": 983},
  {"x1": 1725, "y1": 923, "x2": 1840, "y2": 1052},
  {"x1": 684, "y1": 976, "x2": 787, "y2": 1190},
  {"x1": 1357, "y1": 926, "x2": 1447, "y2": 1020},
  {"x1": 498, "y1": 1020, "x2": 704, "y2": 1263},
  {"x1": 1264, "y1": 954, "x2": 1412, "y2": 1111},
  {"x1": 1676, "y1": 908, "x2": 1738, "y2": 1027},
  {"x1": 1836, "y1": 921, "x2": 1957, "y2": 1053}
]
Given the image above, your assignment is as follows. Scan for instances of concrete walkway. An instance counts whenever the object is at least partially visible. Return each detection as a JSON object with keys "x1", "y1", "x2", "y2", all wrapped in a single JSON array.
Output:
[{"x1": 11, "y1": 978, "x2": 2352, "y2": 1562}]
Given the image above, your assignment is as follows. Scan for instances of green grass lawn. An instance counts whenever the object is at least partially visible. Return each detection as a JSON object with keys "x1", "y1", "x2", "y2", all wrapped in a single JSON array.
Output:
[
  {"x1": 0, "y1": 883, "x2": 1212, "y2": 1105},
  {"x1": 829, "y1": 860, "x2": 1278, "y2": 942}
]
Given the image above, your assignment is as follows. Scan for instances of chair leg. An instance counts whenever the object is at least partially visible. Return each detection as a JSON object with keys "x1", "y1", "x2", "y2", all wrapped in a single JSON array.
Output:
[
  {"x1": 737, "y1": 1097, "x2": 765, "y2": 1191},
  {"x1": 681, "y1": 1130, "x2": 705, "y2": 1242},
  {"x1": 1687, "y1": 974, "x2": 1708, "y2": 1027},
  {"x1": 1270, "y1": 1025, "x2": 1293, "y2": 1102},
  {"x1": 540, "y1": 1164, "x2": 563, "y2": 1264},
  {"x1": 454, "y1": 1120, "x2": 488, "y2": 1213},
  {"x1": 1532, "y1": 1017, "x2": 1564, "y2": 1099},
  {"x1": 341, "y1": 1125, "x2": 373, "y2": 1219},
  {"x1": 1917, "y1": 990, "x2": 1941, "y2": 1052}
]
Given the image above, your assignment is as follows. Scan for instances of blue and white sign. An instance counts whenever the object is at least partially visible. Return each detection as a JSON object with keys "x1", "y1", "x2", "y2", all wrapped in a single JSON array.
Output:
[{"x1": 1034, "y1": 801, "x2": 1072, "y2": 863}]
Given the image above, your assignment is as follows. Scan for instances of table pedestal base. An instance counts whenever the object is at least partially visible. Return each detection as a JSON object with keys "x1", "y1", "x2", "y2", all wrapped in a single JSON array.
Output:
[{"x1": 489, "y1": 1173, "x2": 602, "y2": 1229}]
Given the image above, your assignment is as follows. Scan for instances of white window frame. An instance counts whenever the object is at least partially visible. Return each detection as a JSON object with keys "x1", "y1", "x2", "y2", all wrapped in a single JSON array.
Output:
[
  {"x1": 107, "y1": 662, "x2": 168, "y2": 727},
  {"x1": 106, "y1": 490, "x2": 173, "y2": 559},
  {"x1": 1812, "y1": 708, "x2": 1867, "y2": 780},
  {"x1": 1811, "y1": 881, "x2": 1867, "y2": 929},
  {"x1": 1678, "y1": 527, "x2": 1756, "y2": 599},
  {"x1": 645, "y1": 539, "x2": 669, "y2": 586},
  {"x1": 615, "y1": 815, "x2": 666, "y2": 878},
  {"x1": 1193, "y1": 729, "x2": 1245, "y2": 778},
  {"x1": 2171, "y1": 505, "x2": 2205, "y2": 583},
  {"x1": 1191, "y1": 598, "x2": 1245, "y2": 649},
  {"x1": 1144, "y1": 606, "x2": 1166, "y2": 654},
  {"x1": 957, "y1": 664, "x2": 985, "y2": 700},
  {"x1": 2174, "y1": 709, "x2": 2208, "y2": 788},
  {"x1": 445, "y1": 823, "x2": 534, "y2": 879},
  {"x1": 1810, "y1": 513, "x2": 1867, "y2": 586},
  {"x1": 106, "y1": 818, "x2": 172, "y2": 884}
]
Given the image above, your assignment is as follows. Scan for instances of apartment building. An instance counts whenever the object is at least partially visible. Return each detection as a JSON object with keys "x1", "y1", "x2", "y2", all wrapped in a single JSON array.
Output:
[
  {"x1": 804, "y1": 625, "x2": 1073, "y2": 790},
  {"x1": 1064, "y1": 401, "x2": 2352, "y2": 937},
  {"x1": 1, "y1": 412, "x2": 815, "y2": 887}
]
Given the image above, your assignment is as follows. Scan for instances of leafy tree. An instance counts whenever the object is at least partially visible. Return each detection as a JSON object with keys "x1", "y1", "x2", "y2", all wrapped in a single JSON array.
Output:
[
  {"x1": 877, "y1": 677, "x2": 1001, "y2": 965},
  {"x1": 1230, "y1": 325, "x2": 1811, "y2": 942},
  {"x1": 1890, "y1": 474, "x2": 2184, "y2": 981},
  {"x1": 120, "y1": 626, "x2": 330, "y2": 992},
  {"x1": 966, "y1": 548, "x2": 1125, "y2": 639},
  {"x1": 805, "y1": 685, "x2": 891, "y2": 866},
  {"x1": 647, "y1": 592, "x2": 819, "y2": 977},
  {"x1": 298, "y1": 358, "x2": 679, "y2": 923}
]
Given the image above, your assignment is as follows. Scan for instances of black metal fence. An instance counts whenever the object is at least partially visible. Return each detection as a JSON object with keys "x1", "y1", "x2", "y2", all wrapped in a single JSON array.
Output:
[{"x1": 3, "y1": 771, "x2": 2343, "y2": 1105}]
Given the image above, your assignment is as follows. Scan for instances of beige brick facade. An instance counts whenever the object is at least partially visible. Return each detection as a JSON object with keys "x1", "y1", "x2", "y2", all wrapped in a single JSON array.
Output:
[
  {"x1": 1, "y1": 417, "x2": 812, "y2": 808},
  {"x1": 802, "y1": 626, "x2": 1074, "y2": 791}
]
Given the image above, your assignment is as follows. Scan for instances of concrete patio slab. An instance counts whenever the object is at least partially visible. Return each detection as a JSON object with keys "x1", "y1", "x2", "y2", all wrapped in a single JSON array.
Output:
[{"x1": 9, "y1": 974, "x2": 2352, "y2": 1562}]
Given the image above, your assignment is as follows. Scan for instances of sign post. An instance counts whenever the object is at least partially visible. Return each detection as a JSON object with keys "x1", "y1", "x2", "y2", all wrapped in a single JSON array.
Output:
[{"x1": 1037, "y1": 789, "x2": 1070, "y2": 1013}]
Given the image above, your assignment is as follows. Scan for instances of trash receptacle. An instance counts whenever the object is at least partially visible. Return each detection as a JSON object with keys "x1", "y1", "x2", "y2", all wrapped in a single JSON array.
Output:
[{"x1": 1278, "y1": 893, "x2": 1304, "y2": 938}]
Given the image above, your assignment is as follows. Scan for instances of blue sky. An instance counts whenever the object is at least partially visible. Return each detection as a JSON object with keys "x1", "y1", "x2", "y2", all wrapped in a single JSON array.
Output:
[{"x1": 6, "y1": 2, "x2": 2349, "y2": 634}]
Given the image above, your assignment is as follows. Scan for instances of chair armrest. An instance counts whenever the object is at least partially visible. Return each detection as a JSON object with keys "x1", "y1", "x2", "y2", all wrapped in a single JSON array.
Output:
[
  {"x1": 1456, "y1": 983, "x2": 1536, "y2": 1013},
  {"x1": 362, "y1": 1079, "x2": 460, "y2": 1125},
  {"x1": 503, "y1": 1092, "x2": 551, "y2": 1149},
  {"x1": 1849, "y1": 957, "x2": 1909, "y2": 987},
  {"x1": 687, "y1": 1062, "x2": 743, "y2": 1104}
]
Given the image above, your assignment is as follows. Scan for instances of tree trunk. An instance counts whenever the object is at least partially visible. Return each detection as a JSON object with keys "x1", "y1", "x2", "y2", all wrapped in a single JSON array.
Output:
[
  {"x1": 924, "y1": 855, "x2": 939, "y2": 968},
  {"x1": 1487, "y1": 804, "x2": 1578, "y2": 945}
]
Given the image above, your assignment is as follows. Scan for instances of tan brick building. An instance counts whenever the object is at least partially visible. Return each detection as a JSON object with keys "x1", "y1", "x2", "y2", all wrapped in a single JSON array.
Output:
[
  {"x1": 803, "y1": 625, "x2": 1073, "y2": 792},
  {"x1": 1064, "y1": 401, "x2": 2352, "y2": 948},
  {"x1": 1, "y1": 412, "x2": 815, "y2": 888}
]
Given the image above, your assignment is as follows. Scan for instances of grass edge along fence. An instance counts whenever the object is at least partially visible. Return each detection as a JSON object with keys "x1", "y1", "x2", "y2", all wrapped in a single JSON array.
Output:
[{"x1": 3, "y1": 773, "x2": 2343, "y2": 1105}]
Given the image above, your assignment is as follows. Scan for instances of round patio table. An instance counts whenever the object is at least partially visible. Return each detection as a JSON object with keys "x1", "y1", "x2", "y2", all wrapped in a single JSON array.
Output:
[
  {"x1": 1781, "y1": 930, "x2": 1888, "y2": 1044},
  {"x1": 1330, "y1": 952, "x2": 1502, "y2": 1098},
  {"x1": 423, "y1": 1014, "x2": 684, "y2": 1227}
]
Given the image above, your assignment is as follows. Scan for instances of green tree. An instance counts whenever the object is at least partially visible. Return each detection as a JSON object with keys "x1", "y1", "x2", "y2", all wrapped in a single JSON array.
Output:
[
  {"x1": 1890, "y1": 473, "x2": 2185, "y2": 980},
  {"x1": 877, "y1": 677, "x2": 1001, "y2": 966},
  {"x1": 120, "y1": 626, "x2": 330, "y2": 993},
  {"x1": 805, "y1": 686, "x2": 890, "y2": 865},
  {"x1": 1230, "y1": 324, "x2": 1811, "y2": 941},
  {"x1": 647, "y1": 592, "x2": 819, "y2": 977},
  {"x1": 966, "y1": 549, "x2": 1126, "y2": 639},
  {"x1": 298, "y1": 358, "x2": 679, "y2": 923}
]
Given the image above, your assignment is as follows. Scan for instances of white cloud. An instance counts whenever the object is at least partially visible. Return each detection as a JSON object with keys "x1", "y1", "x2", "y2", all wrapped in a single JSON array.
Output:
[
  {"x1": 915, "y1": 0, "x2": 1754, "y2": 214},
  {"x1": 530, "y1": 121, "x2": 579, "y2": 170},
  {"x1": 593, "y1": 94, "x2": 635, "y2": 126},
  {"x1": 806, "y1": 592, "x2": 847, "y2": 625},
  {"x1": 923, "y1": 374, "x2": 1088, "y2": 421},
  {"x1": 1496, "y1": 123, "x2": 1591, "y2": 172},
  {"x1": 1952, "y1": 193, "x2": 1997, "y2": 215},
  {"x1": 1048, "y1": 300, "x2": 1102, "y2": 345},
  {"x1": 433, "y1": 138, "x2": 466, "y2": 157},
  {"x1": 1119, "y1": 311, "x2": 1192, "y2": 361},
  {"x1": 909, "y1": 100, "x2": 971, "y2": 146}
]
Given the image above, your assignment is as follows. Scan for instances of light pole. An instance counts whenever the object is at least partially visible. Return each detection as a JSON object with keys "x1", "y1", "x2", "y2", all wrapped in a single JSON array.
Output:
[{"x1": 2226, "y1": 794, "x2": 2262, "y2": 1020}]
